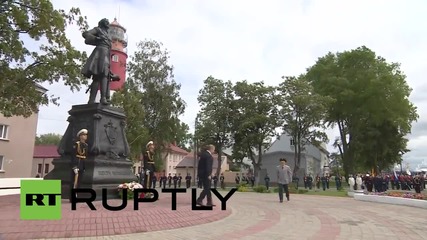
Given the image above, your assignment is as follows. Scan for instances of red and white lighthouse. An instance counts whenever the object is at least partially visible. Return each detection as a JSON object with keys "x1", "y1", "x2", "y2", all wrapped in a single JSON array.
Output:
[{"x1": 108, "y1": 18, "x2": 128, "y2": 91}]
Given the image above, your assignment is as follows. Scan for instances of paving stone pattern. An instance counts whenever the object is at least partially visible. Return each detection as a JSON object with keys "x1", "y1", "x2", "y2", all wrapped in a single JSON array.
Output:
[{"x1": 1, "y1": 191, "x2": 427, "y2": 240}]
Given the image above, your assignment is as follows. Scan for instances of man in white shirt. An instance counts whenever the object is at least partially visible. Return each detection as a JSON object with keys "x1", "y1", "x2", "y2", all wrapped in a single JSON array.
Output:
[{"x1": 276, "y1": 158, "x2": 293, "y2": 202}]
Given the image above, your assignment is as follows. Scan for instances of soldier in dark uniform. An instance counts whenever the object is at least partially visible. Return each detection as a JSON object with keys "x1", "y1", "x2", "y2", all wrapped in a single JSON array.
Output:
[
  {"x1": 307, "y1": 174, "x2": 313, "y2": 189},
  {"x1": 335, "y1": 175, "x2": 342, "y2": 190},
  {"x1": 413, "y1": 175, "x2": 422, "y2": 193},
  {"x1": 173, "y1": 174, "x2": 178, "y2": 188},
  {"x1": 70, "y1": 129, "x2": 89, "y2": 200},
  {"x1": 142, "y1": 141, "x2": 156, "y2": 191},
  {"x1": 167, "y1": 173, "x2": 172, "y2": 188},
  {"x1": 250, "y1": 175, "x2": 255, "y2": 187},
  {"x1": 177, "y1": 173, "x2": 182, "y2": 188},
  {"x1": 245, "y1": 174, "x2": 250, "y2": 185},
  {"x1": 185, "y1": 173, "x2": 192, "y2": 188},
  {"x1": 161, "y1": 174, "x2": 167, "y2": 189},
  {"x1": 212, "y1": 174, "x2": 218, "y2": 189},
  {"x1": 220, "y1": 173, "x2": 225, "y2": 189},
  {"x1": 316, "y1": 175, "x2": 321, "y2": 189},
  {"x1": 321, "y1": 175, "x2": 327, "y2": 191},
  {"x1": 365, "y1": 174, "x2": 373, "y2": 192},
  {"x1": 235, "y1": 174, "x2": 240, "y2": 185},
  {"x1": 152, "y1": 174, "x2": 157, "y2": 188},
  {"x1": 265, "y1": 174, "x2": 270, "y2": 190},
  {"x1": 303, "y1": 175, "x2": 308, "y2": 189}
]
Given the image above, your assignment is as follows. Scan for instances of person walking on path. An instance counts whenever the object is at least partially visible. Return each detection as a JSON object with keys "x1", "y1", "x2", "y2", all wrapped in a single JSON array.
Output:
[{"x1": 277, "y1": 158, "x2": 293, "y2": 203}]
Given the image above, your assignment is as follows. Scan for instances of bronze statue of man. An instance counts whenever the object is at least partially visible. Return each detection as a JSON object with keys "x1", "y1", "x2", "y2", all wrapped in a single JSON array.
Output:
[{"x1": 82, "y1": 18, "x2": 120, "y2": 105}]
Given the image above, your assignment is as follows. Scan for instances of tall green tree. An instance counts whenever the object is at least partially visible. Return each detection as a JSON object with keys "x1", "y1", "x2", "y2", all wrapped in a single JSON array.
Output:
[
  {"x1": 306, "y1": 46, "x2": 418, "y2": 177},
  {"x1": 111, "y1": 40, "x2": 186, "y2": 170},
  {"x1": 196, "y1": 76, "x2": 234, "y2": 176},
  {"x1": 231, "y1": 81, "x2": 280, "y2": 179},
  {"x1": 35, "y1": 133, "x2": 62, "y2": 145},
  {"x1": 276, "y1": 75, "x2": 332, "y2": 175},
  {"x1": 1, "y1": 0, "x2": 88, "y2": 117}
]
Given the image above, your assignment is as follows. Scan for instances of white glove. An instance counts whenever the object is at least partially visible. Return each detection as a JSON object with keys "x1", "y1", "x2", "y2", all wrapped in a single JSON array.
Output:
[{"x1": 73, "y1": 168, "x2": 79, "y2": 174}]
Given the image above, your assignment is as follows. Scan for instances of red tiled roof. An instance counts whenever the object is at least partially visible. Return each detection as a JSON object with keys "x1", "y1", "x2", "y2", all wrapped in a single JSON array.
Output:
[
  {"x1": 166, "y1": 143, "x2": 189, "y2": 155},
  {"x1": 34, "y1": 145, "x2": 60, "y2": 158}
]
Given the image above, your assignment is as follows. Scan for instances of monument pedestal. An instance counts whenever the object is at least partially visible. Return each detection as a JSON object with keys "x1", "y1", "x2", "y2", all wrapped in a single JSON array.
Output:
[{"x1": 45, "y1": 104, "x2": 137, "y2": 200}]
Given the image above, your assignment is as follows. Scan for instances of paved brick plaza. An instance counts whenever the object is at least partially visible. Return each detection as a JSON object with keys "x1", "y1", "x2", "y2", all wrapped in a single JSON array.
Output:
[
  {"x1": 0, "y1": 191, "x2": 231, "y2": 240},
  {"x1": 1, "y1": 191, "x2": 426, "y2": 240}
]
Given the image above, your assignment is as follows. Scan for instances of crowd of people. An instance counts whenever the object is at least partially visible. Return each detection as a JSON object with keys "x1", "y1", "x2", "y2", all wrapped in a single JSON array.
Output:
[{"x1": 349, "y1": 172, "x2": 426, "y2": 193}]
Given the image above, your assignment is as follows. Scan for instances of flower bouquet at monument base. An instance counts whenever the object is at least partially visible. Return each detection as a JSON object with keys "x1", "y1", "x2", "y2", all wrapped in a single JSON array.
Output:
[
  {"x1": 117, "y1": 181, "x2": 143, "y2": 199},
  {"x1": 366, "y1": 191, "x2": 427, "y2": 200}
]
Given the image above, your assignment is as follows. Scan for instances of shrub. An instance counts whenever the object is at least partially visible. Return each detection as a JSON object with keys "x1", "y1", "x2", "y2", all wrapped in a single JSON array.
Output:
[
  {"x1": 253, "y1": 185, "x2": 268, "y2": 193},
  {"x1": 238, "y1": 185, "x2": 248, "y2": 192}
]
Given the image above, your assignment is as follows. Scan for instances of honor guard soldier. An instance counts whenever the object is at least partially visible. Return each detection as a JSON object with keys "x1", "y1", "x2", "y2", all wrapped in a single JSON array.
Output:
[
  {"x1": 250, "y1": 175, "x2": 255, "y2": 187},
  {"x1": 161, "y1": 173, "x2": 167, "y2": 189},
  {"x1": 167, "y1": 173, "x2": 172, "y2": 188},
  {"x1": 212, "y1": 174, "x2": 218, "y2": 189},
  {"x1": 307, "y1": 174, "x2": 313, "y2": 189},
  {"x1": 303, "y1": 175, "x2": 308, "y2": 189},
  {"x1": 321, "y1": 175, "x2": 327, "y2": 191},
  {"x1": 177, "y1": 173, "x2": 182, "y2": 188},
  {"x1": 143, "y1": 141, "x2": 156, "y2": 192},
  {"x1": 220, "y1": 173, "x2": 225, "y2": 189},
  {"x1": 335, "y1": 175, "x2": 342, "y2": 190},
  {"x1": 173, "y1": 174, "x2": 178, "y2": 188},
  {"x1": 185, "y1": 173, "x2": 192, "y2": 188},
  {"x1": 71, "y1": 129, "x2": 89, "y2": 199},
  {"x1": 265, "y1": 174, "x2": 270, "y2": 190}
]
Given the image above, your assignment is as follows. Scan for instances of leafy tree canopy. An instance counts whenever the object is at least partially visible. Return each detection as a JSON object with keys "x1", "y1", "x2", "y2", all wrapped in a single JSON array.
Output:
[
  {"x1": 1, "y1": 0, "x2": 89, "y2": 117},
  {"x1": 35, "y1": 133, "x2": 62, "y2": 145}
]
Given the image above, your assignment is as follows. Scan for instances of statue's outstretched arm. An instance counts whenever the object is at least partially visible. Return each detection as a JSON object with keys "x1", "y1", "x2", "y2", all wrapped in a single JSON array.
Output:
[{"x1": 82, "y1": 28, "x2": 99, "y2": 46}]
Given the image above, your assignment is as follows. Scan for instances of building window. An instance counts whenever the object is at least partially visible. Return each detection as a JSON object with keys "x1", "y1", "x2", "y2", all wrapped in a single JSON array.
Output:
[
  {"x1": 0, "y1": 155, "x2": 4, "y2": 171},
  {"x1": 290, "y1": 138, "x2": 295, "y2": 146},
  {"x1": 0, "y1": 124, "x2": 9, "y2": 139},
  {"x1": 112, "y1": 54, "x2": 119, "y2": 62},
  {"x1": 44, "y1": 164, "x2": 50, "y2": 174},
  {"x1": 37, "y1": 164, "x2": 42, "y2": 173}
]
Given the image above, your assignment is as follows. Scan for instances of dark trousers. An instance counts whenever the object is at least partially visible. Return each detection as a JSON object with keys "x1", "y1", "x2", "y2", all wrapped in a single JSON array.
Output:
[
  {"x1": 152, "y1": 180, "x2": 156, "y2": 188},
  {"x1": 197, "y1": 176, "x2": 212, "y2": 204},
  {"x1": 278, "y1": 183, "x2": 289, "y2": 202},
  {"x1": 143, "y1": 172, "x2": 154, "y2": 189},
  {"x1": 162, "y1": 181, "x2": 166, "y2": 189},
  {"x1": 186, "y1": 180, "x2": 191, "y2": 188}
]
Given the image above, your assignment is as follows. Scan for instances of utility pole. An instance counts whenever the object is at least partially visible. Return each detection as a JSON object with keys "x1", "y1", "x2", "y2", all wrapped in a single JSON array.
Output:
[{"x1": 193, "y1": 114, "x2": 199, "y2": 187}]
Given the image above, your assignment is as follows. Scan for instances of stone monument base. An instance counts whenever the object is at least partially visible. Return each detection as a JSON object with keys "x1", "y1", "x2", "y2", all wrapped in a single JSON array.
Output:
[{"x1": 44, "y1": 103, "x2": 137, "y2": 200}]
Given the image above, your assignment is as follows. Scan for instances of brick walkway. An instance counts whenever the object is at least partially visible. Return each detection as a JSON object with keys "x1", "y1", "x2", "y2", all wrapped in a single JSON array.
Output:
[
  {"x1": 0, "y1": 190, "x2": 231, "y2": 240},
  {"x1": 1, "y1": 191, "x2": 427, "y2": 240}
]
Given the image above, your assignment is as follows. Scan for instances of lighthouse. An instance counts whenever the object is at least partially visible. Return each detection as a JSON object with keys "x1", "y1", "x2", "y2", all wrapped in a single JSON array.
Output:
[{"x1": 94, "y1": 18, "x2": 128, "y2": 102}]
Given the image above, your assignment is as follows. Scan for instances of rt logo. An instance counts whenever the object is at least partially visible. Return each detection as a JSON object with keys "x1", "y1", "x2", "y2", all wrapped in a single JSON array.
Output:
[{"x1": 20, "y1": 180, "x2": 62, "y2": 220}]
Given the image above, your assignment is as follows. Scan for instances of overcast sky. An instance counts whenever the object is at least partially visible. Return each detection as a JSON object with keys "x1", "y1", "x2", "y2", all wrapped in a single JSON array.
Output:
[{"x1": 36, "y1": 0, "x2": 427, "y2": 169}]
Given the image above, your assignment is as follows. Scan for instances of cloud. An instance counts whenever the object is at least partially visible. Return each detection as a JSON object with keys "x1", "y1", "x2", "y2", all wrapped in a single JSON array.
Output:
[{"x1": 35, "y1": 0, "x2": 427, "y2": 166}]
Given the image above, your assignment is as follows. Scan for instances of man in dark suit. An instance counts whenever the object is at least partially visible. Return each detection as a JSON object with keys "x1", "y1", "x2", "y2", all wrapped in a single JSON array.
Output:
[{"x1": 196, "y1": 144, "x2": 216, "y2": 207}]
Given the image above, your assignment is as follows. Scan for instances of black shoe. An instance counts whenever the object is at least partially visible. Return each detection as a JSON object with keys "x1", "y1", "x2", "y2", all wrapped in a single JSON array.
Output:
[
  {"x1": 206, "y1": 203, "x2": 216, "y2": 207},
  {"x1": 196, "y1": 200, "x2": 204, "y2": 206},
  {"x1": 280, "y1": 200, "x2": 283, "y2": 203}
]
